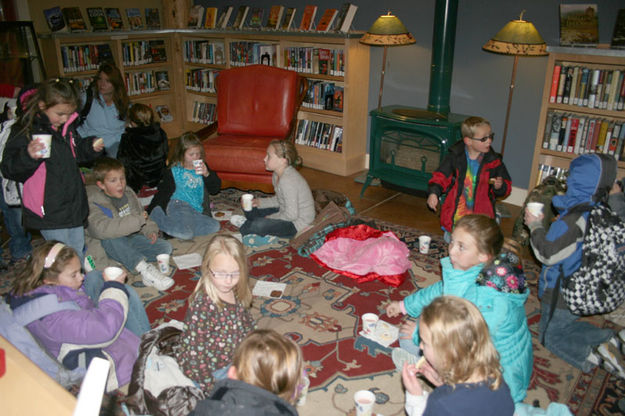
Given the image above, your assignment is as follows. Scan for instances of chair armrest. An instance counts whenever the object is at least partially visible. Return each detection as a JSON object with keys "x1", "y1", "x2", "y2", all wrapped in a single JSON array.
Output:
[{"x1": 286, "y1": 76, "x2": 309, "y2": 142}]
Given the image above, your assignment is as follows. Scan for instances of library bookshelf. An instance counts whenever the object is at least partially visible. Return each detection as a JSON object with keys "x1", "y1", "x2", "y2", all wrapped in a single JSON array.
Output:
[
  {"x1": 529, "y1": 46, "x2": 625, "y2": 188},
  {"x1": 39, "y1": 30, "x2": 370, "y2": 176}
]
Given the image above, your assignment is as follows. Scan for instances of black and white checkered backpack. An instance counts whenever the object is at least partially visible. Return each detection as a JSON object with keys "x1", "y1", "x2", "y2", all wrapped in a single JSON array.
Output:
[{"x1": 561, "y1": 203, "x2": 625, "y2": 315}]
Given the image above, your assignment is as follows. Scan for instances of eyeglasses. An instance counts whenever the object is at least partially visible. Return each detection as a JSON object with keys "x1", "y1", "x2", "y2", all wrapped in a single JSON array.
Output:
[
  {"x1": 209, "y1": 267, "x2": 240, "y2": 280},
  {"x1": 469, "y1": 133, "x2": 495, "y2": 143}
]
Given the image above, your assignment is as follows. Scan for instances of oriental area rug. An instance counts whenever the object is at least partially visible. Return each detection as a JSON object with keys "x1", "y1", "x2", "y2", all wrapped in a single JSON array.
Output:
[{"x1": 1, "y1": 188, "x2": 624, "y2": 415}]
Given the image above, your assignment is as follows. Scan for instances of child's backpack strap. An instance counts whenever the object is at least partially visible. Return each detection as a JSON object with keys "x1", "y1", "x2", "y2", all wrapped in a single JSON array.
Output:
[{"x1": 77, "y1": 83, "x2": 94, "y2": 127}]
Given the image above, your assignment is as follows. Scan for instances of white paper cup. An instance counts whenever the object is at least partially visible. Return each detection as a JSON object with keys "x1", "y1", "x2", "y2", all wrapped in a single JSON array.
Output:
[
  {"x1": 526, "y1": 202, "x2": 544, "y2": 216},
  {"x1": 418, "y1": 235, "x2": 432, "y2": 254},
  {"x1": 156, "y1": 253, "x2": 170, "y2": 274},
  {"x1": 361, "y1": 313, "x2": 379, "y2": 335},
  {"x1": 193, "y1": 159, "x2": 203, "y2": 174},
  {"x1": 103, "y1": 266, "x2": 124, "y2": 281},
  {"x1": 33, "y1": 134, "x2": 52, "y2": 158},
  {"x1": 354, "y1": 390, "x2": 375, "y2": 416},
  {"x1": 241, "y1": 193, "x2": 254, "y2": 211}
]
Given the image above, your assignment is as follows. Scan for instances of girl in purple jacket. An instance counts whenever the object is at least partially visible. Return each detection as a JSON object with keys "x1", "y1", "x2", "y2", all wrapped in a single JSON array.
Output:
[{"x1": 10, "y1": 241, "x2": 139, "y2": 391}]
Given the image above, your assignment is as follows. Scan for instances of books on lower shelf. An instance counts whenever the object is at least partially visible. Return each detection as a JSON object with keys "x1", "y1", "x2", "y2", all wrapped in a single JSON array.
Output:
[
  {"x1": 121, "y1": 40, "x2": 167, "y2": 66},
  {"x1": 303, "y1": 80, "x2": 343, "y2": 112},
  {"x1": 283, "y1": 46, "x2": 344, "y2": 76},
  {"x1": 229, "y1": 42, "x2": 277, "y2": 66},
  {"x1": 542, "y1": 110, "x2": 625, "y2": 159},
  {"x1": 191, "y1": 101, "x2": 217, "y2": 124},
  {"x1": 60, "y1": 43, "x2": 113, "y2": 72},
  {"x1": 183, "y1": 40, "x2": 225, "y2": 65},
  {"x1": 535, "y1": 163, "x2": 569, "y2": 186},
  {"x1": 185, "y1": 68, "x2": 219, "y2": 93},
  {"x1": 295, "y1": 119, "x2": 343, "y2": 152},
  {"x1": 549, "y1": 63, "x2": 625, "y2": 111}
]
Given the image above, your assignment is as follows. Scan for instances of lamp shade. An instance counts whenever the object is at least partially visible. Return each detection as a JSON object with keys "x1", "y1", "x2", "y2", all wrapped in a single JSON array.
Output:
[
  {"x1": 482, "y1": 16, "x2": 547, "y2": 56},
  {"x1": 360, "y1": 12, "x2": 416, "y2": 46}
]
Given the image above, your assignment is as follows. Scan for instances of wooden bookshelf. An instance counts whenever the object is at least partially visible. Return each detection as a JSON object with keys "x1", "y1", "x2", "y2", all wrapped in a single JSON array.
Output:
[{"x1": 529, "y1": 46, "x2": 625, "y2": 188}]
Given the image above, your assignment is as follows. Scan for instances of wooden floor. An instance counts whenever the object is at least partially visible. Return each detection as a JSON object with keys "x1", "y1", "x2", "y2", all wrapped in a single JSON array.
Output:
[{"x1": 299, "y1": 167, "x2": 522, "y2": 238}]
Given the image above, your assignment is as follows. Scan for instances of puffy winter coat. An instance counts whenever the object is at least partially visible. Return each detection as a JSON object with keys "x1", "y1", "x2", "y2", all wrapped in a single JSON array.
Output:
[{"x1": 117, "y1": 123, "x2": 169, "y2": 192}]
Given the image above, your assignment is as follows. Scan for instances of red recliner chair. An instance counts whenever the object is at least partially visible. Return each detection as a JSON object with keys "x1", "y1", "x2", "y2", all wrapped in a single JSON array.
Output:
[{"x1": 202, "y1": 64, "x2": 307, "y2": 193}]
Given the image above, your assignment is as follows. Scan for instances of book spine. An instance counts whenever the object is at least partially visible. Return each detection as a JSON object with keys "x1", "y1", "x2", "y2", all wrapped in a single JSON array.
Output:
[
  {"x1": 556, "y1": 66, "x2": 567, "y2": 104},
  {"x1": 568, "y1": 66, "x2": 580, "y2": 105},
  {"x1": 574, "y1": 117, "x2": 587, "y2": 154},
  {"x1": 577, "y1": 67, "x2": 589, "y2": 106},
  {"x1": 607, "y1": 70, "x2": 621, "y2": 111},
  {"x1": 549, "y1": 112, "x2": 561, "y2": 151},
  {"x1": 588, "y1": 69, "x2": 600, "y2": 108},
  {"x1": 567, "y1": 116, "x2": 579, "y2": 153},
  {"x1": 543, "y1": 110, "x2": 553, "y2": 148},
  {"x1": 562, "y1": 67, "x2": 573, "y2": 104},
  {"x1": 556, "y1": 113, "x2": 568, "y2": 151}
]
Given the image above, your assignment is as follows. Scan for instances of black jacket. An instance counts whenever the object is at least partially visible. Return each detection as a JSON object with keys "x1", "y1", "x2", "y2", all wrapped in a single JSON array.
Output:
[
  {"x1": 189, "y1": 379, "x2": 299, "y2": 416},
  {"x1": 1, "y1": 111, "x2": 101, "y2": 230},
  {"x1": 117, "y1": 123, "x2": 169, "y2": 192}
]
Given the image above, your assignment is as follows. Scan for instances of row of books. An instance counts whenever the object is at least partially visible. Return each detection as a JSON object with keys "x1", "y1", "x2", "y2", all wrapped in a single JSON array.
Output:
[
  {"x1": 303, "y1": 81, "x2": 343, "y2": 113},
  {"x1": 121, "y1": 40, "x2": 167, "y2": 67},
  {"x1": 191, "y1": 101, "x2": 217, "y2": 125},
  {"x1": 283, "y1": 47, "x2": 345, "y2": 76},
  {"x1": 542, "y1": 110, "x2": 625, "y2": 159},
  {"x1": 229, "y1": 42, "x2": 277, "y2": 67},
  {"x1": 183, "y1": 41, "x2": 226, "y2": 65},
  {"x1": 535, "y1": 163, "x2": 569, "y2": 186},
  {"x1": 185, "y1": 69, "x2": 219, "y2": 93},
  {"x1": 295, "y1": 119, "x2": 343, "y2": 153},
  {"x1": 60, "y1": 44, "x2": 113, "y2": 73},
  {"x1": 189, "y1": 4, "x2": 357, "y2": 33},
  {"x1": 124, "y1": 70, "x2": 170, "y2": 96},
  {"x1": 549, "y1": 64, "x2": 625, "y2": 111},
  {"x1": 44, "y1": 6, "x2": 159, "y2": 33}
]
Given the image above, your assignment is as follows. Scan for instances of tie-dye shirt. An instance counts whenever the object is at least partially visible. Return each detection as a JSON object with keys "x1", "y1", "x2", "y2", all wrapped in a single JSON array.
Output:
[{"x1": 453, "y1": 152, "x2": 482, "y2": 224}]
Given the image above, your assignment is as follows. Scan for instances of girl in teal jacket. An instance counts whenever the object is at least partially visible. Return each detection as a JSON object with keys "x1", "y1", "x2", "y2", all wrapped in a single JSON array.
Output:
[{"x1": 385, "y1": 215, "x2": 532, "y2": 403}]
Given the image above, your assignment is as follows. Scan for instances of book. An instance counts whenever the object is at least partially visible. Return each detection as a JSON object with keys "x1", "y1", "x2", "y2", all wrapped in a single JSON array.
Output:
[
  {"x1": 105, "y1": 8, "x2": 124, "y2": 31},
  {"x1": 217, "y1": 6, "x2": 234, "y2": 29},
  {"x1": 87, "y1": 7, "x2": 108, "y2": 31},
  {"x1": 333, "y1": 86, "x2": 344, "y2": 112},
  {"x1": 336, "y1": 3, "x2": 358, "y2": 33},
  {"x1": 155, "y1": 71, "x2": 170, "y2": 91},
  {"x1": 548, "y1": 112, "x2": 562, "y2": 151},
  {"x1": 188, "y1": 5, "x2": 204, "y2": 29},
  {"x1": 43, "y1": 7, "x2": 66, "y2": 32},
  {"x1": 155, "y1": 105, "x2": 173, "y2": 123},
  {"x1": 149, "y1": 40, "x2": 167, "y2": 62},
  {"x1": 559, "y1": 4, "x2": 599, "y2": 46},
  {"x1": 248, "y1": 7, "x2": 264, "y2": 29},
  {"x1": 233, "y1": 6, "x2": 250, "y2": 29},
  {"x1": 556, "y1": 66, "x2": 567, "y2": 104},
  {"x1": 549, "y1": 64, "x2": 561, "y2": 104},
  {"x1": 578, "y1": 67, "x2": 590, "y2": 106},
  {"x1": 126, "y1": 8, "x2": 144, "y2": 30},
  {"x1": 567, "y1": 117, "x2": 580, "y2": 153},
  {"x1": 588, "y1": 68, "x2": 601, "y2": 108},
  {"x1": 611, "y1": 9, "x2": 625, "y2": 49},
  {"x1": 62, "y1": 7, "x2": 87, "y2": 32},
  {"x1": 561, "y1": 66, "x2": 573, "y2": 104},
  {"x1": 280, "y1": 8, "x2": 297, "y2": 30},
  {"x1": 204, "y1": 7, "x2": 218, "y2": 29},
  {"x1": 266, "y1": 6, "x2": 284, "y2": 29},
  {"x1": 299, "y1": 5, "x2": 318, "y2": 31},
  {"x1": 316, "y1": 9, "x2": 338, "y2": 32},
  {"x1": 145, "y1": 8, "x2": 161, "y2": 30}
]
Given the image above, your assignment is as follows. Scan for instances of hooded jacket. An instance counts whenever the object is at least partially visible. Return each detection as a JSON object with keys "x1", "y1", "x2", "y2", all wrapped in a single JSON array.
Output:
[
  {"x1": 402, "y1": 257, "x2": 532, "y2": 403},
  {"x1": 528, "y1": 153, "x2": 617, "y2": 298},
  {"x1": 1, "y1": 111, "x2": 102, "y2": 230},
  {"x1": 117, "y1": 123, "x2": 169, "y2": 192},
  {"x1": 189, "y1": 378, "x2": 299, "y2": 416},
  {"x1": 428, "y1": 140, "x2": 511, "y2": 232}
]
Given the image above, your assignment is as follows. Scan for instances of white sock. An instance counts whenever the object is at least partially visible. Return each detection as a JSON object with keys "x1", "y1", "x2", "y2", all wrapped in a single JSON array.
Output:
[
  {"x1": 135, "y1": 260, "x2": 148, "y2": 273},
  {"x1": 609, "y1": 336, "x2": 620, "y2": 349},
  {"x1": 587, "y1": 350, "x2": 602, "y2": 366}
]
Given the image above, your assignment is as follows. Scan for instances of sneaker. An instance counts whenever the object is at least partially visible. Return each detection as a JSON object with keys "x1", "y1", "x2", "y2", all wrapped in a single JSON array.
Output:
[
  {"x1": 391, "y1": 347, "x2": 420, "y2": 372},
  {"x1": 139, "y1": 263, "x2": 174, "y2": 291},
  {"x1": 230, "y1": 215, "x2": 247, "y2": 228},
  {"x1": 597, "y1": 342, "x2": 625, "y2": 379}
]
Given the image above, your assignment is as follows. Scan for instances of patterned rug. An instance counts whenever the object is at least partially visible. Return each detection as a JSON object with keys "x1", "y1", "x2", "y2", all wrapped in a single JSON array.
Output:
[{"x1": 1, "y1": 188, "x2": 624, "y2": 415}]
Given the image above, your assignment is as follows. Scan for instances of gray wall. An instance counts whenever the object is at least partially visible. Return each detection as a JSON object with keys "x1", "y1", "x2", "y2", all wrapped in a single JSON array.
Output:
[{"x1": 196, "y1": 0, "x2": 623, "y2": 189}]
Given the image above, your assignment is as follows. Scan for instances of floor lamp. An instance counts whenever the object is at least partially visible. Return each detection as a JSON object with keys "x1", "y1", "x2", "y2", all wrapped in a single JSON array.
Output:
[
  {"x1": 360, "y1": 12, "x2": 415, "y2": 112},
  {"x1": 482, "y1": 11, "x2": 547, "y2": 156}
]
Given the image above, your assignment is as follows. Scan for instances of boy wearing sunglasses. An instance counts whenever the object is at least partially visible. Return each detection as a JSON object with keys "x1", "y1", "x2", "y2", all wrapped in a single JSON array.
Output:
[{"x1": 427, "y1": 116, "x2": 511, "y2": 241}]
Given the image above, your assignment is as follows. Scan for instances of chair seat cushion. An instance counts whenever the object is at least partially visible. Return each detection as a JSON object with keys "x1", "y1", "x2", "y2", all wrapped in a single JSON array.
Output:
[{"x1": 203, "y1": 135, "x2": 274, "y2": 175}]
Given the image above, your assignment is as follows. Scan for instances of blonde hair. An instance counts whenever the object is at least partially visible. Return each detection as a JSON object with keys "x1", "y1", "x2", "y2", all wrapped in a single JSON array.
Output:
[
  {"x1": 11, "y1": 241, "x2": 79, "y2": 296},
  {"x1": 170, "y1": 131, "x2": 204, "y2": 167},
  {"x1": 192, "y1": 234, "x2": 252, "y2": 308},
  {"x1": 233, "y1": 329, "x2": 303, "y2": 404},
  {"x1": 461, "y1": 116, "x2": 491, "y2": 139},
  {"x1": 454, "y1": 214, "x2": 503, "y2": 260},
  {"x1": 421, "y1": 296, "x2": 503, "y2": 390},
  {"x1": 269, "y1": 140, "x2": 302, "y2": 168},
  {"x1": 128, "y1": 103, "x2": 154, "y2": 127}
]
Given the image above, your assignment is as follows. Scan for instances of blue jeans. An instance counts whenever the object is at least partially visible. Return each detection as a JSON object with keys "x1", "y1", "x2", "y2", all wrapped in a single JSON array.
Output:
[
  {"x1": 150, "y1": 199, "x2": 220, "y2": 240},
  {"x1": 0, "y1": 191, "x2": 31, "y2": 260},
  {"x1": 100, "y1": 233, "x2": 172, "y2": 271},
  {"x1": 240, "y1": 207, "x2": 297, "y2": 238},
  {"x1": 41, "y1": 227, "x2": 85, "y2": 263},
  {"x1": 83, "y1": 270, "x2": 150, "y2": 337},
  {"x1": 539, "y1": 295, "x2": 614, "y2": 372}
]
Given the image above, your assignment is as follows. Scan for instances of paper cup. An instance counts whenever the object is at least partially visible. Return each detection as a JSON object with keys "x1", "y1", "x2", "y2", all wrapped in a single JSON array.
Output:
[
  {"x1": 103, "y1": 266, "x2": 124, "y2": 280},
  {"x1": 526, "y1": 202, "x2": 544, "y2": 216},
  {"x1": 193, "y1": 159, "x2": 203, "y2": 174},
  {"x1": 418, "y1": 235, "x2": 432, "y2": 254},
  {"x1": 361, "y1": 313, "x2": 379, "y2": 335},
  {"x1": 33, "y1": 134, "x2": 52, "y2": 158},
  {"x1": 241, "y1": 193, "x2": 254, "y2": 211},
  {"x1": 156, "y1": 253, "x2": 170, "y2": 274},
  {"x1": 354, "y1": 390, "x2": 375, "y2": 416}
]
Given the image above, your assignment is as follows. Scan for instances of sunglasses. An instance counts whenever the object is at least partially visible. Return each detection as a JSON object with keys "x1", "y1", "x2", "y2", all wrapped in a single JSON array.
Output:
[{"x1": 469, "y1": 133, "x2": 495, "y2": 143}]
